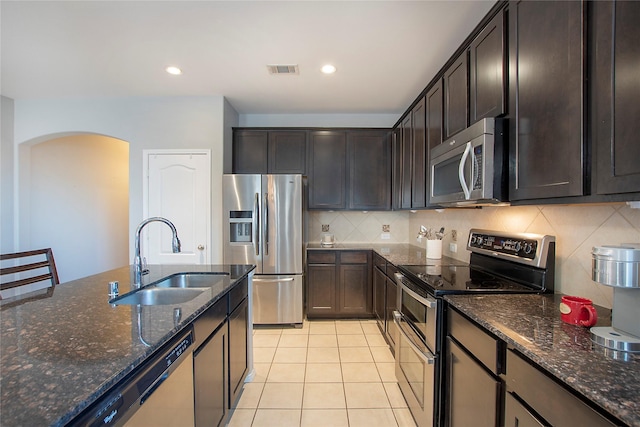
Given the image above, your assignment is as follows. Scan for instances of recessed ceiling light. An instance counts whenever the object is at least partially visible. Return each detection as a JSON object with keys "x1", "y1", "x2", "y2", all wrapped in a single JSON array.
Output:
[
  {"x1": 321, "y1": 64, "x2": 336, "y2": 74},
  {"x1": 166, "y1": 66, "x2": 182, "y2": 75}
]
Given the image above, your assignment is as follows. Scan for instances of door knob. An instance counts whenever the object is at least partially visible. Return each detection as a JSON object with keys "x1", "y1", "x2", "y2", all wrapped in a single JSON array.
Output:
[{"x1": 197, "y1": 245, "x2": 205, "y2": 250}]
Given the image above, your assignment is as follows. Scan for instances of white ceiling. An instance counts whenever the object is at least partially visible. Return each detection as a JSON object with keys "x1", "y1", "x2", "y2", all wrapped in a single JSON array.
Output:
[{"x1": 0, "y1": 1, "x2": 495, "y2": 116}]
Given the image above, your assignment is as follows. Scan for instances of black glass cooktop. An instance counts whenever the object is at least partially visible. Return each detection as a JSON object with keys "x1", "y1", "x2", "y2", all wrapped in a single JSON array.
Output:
[{"x1": 397, "y1": 264, "x2": 541, "y2": 296}]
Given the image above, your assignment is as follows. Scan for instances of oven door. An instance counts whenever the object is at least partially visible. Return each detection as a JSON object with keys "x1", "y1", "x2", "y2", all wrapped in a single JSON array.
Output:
[
  {"x1": 395, "y1": 273, "x2": 438, "y2": 351},
  {"x1": 393, "y1": 310, "x2": 436, "y2": 427},
  {"x1": 430, "y1": 133, "x2": 492, "y2": 205}
]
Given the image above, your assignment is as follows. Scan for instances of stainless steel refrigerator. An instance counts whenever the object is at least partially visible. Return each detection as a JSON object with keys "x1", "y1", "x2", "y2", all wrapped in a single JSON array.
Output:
[{"x1": 223, "y1": 174, "x2": 303, "y2": 326}]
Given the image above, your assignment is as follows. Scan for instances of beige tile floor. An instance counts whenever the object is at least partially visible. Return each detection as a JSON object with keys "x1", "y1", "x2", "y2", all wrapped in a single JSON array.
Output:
[{"x1": 227, "y1": 319, "x2": 417, "y2": 427}]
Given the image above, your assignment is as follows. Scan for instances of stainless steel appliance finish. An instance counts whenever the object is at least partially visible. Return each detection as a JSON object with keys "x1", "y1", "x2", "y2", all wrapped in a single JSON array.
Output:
[
  {"x1": 75, "y1": 328, "x2": 195, "y2": 426},
  {"x1": 394, "y1": 229, "x2": 556, "y2": 427},
  {"x1": 223, "y1": 174, "x2": 303, "y2": 326},
  {"x1": 591, "y1": 244, "x2": 640, "y2": 354},
  {"x1": 393, "y1": 272, "x2": 439, "y2": 427},
  {"x1": 430, "y1": 118, "x2": 507, "y2": 206}
]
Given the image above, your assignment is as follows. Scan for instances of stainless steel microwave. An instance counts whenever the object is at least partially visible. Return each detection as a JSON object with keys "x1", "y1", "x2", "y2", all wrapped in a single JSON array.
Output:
[{"x1": 429, "y1": 118, "x2": 508, "y2": 206}]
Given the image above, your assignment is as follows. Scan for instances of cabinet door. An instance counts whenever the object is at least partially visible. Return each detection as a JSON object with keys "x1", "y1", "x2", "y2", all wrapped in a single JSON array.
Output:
[
  {"x1": 348, "y1": 131, "x2": 391, "y2": 210},
  {"x1": 338, "y1": 263, "x2": 370, "y2": 315},
  {"x1": 446, "y1": 337, "x2": 500, "y2": 427},
  {"x1": 385, "y1": 276, "x2": 397, "y2": 349},
  {"x1": 233, "y1": 130, "x2": 268, "y2": 174},
  {"x1": 444, "y1": 53, "x2": 469, "y2": 139},
  {"x1": 306, "y1": 264, "x2": 337, "y2": 316},
  {"x1": 268, "y1": 131, "x2": 307, "y2": 174},
  {"x1": 425, "y1": 81, "x2": 443, "y2": 206},
  {"x1": 373, "y1": 267, "x2": 386, "y2": 324},
  {"x1": 504, "y1": 393, "x2": 544, "y2": 427},
  {"x1": 412, "y1": 98, "x2": 427, "y2": 208},
  {"x1": 308, "y1": 131, "x2": 347, "y2": 209},
  {"x1": 400, "y1": 115, "x2": 413, "y2": 209},
  {"x1": 470, "y1": 10, "x2": 506, "y2": 122},
  {"x1": 508, "y1": 0, "x2": 584, "y2": 200},
  {"x1": 593, "y1": 0, "x2": 640, "y2": 195},
  {"x1": 228, "y1": 298, "x2": 248, "y2": 408},
  {"x1": 194, "y1": 324, "x2": 228, "y2": 427},
  {"x1": 392, "y1": 127, "x2": 403, "y2": 210}
]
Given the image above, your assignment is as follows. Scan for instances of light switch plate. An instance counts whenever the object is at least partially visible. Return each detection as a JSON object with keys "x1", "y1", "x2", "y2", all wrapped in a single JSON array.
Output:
[{"x1": 449, "y1": 243, "x2": 457, "y2": 253}]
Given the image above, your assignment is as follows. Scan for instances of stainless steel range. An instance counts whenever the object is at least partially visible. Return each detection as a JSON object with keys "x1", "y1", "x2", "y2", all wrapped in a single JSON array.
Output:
[{"x1": 393, "y1": 229, "x2": 556, "y2": 427}]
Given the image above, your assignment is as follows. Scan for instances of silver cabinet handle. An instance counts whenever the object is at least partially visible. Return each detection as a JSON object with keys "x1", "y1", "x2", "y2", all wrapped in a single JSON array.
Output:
[{"x1": 197, "y1": 245, "x2": 204, "y2": 250}]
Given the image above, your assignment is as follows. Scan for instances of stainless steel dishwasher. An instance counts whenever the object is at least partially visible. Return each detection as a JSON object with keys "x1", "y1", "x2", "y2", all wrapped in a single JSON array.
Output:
[{"x1": 74, "y1": 328, "x2": 195, "y2": 426}]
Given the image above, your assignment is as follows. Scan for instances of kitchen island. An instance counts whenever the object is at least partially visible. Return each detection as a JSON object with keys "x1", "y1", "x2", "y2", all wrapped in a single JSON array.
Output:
[{"x1": 0, "y1": 263, "x2": 255, "y2": 426}]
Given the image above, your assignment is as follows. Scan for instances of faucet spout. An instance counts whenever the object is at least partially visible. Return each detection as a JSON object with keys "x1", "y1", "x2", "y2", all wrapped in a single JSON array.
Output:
[{"x1": 134, "y1": 217, "x2": 181, "y2": 287}]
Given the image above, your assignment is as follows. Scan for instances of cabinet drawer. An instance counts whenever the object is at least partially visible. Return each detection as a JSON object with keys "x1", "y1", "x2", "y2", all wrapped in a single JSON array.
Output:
[
  {"x1": 373, "y1": 253, "x2": 386, "y2": 272},
  {"x1": 229, "y1": 278, "x2": 248, "y2": 313},
  {"x1": 307, "y1": 251, "x2": 336, "y2": 264},
  {"x1": 386, "y1": 263, "x2": 398, "y2": 280},
  {"x1": 194, "y1": 296, "x2": 227, "y2": 349},
  {"x1": 448, "y1": 309, "x2": 502, "y2": 375},
  {"x1": 340, "y1": 251, "x2": 368, "y2": 264},
  {"x1": 506, "y1": 349, "x2": 617, "y2": 427}
]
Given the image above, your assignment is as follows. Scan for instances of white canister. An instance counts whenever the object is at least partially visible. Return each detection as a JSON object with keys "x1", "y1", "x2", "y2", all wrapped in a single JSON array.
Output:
[{"x1": 426, "y1": 239, "x2": 443, "y2": 259}]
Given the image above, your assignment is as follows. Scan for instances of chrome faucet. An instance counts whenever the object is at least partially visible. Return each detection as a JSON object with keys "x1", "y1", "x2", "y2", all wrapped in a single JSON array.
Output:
[{"x1": 134, "y1": 217, "x2": 181, "y2": 287}]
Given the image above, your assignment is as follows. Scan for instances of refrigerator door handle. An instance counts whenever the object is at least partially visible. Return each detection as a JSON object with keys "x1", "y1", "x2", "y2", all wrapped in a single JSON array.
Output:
[
  {"x1": 253, "y1": 277, "x2": 294, "y2": 283},
  {"x1": 254, "y1": 192, "x2": 260, "y2": 256},
  {"x1": 263, "y1": 192, "x2": 269, "y2": 256}
]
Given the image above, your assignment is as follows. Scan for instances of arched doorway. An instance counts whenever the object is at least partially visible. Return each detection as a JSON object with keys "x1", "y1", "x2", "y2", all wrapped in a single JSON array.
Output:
[{"x1": 19, "y1": 133, "x2": 129, "y2": 283}]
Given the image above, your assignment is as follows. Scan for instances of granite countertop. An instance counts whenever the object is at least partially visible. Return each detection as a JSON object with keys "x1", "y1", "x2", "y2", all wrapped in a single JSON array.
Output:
[
  {"x1": 0, "y1": 264, "x2": 255, "y2": 427},
  {"x1": 306, "y1": 242, "x2": 465, "y2": 267},
  {"x1": 445, "y1": 293, "x2": 640, "y2": 427}
]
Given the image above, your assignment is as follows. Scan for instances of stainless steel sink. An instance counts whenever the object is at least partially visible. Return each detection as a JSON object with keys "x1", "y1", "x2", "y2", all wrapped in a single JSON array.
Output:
[
  {"x1": 112, "y1": 287, "x2": 205, "y2": 306},
  {"x1": 154, "y1": 273, "x2": 228, "y2": 289}
]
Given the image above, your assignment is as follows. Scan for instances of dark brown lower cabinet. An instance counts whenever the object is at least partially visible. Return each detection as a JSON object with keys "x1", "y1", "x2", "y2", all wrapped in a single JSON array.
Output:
[
  {"x1": 306, "y1": 250, "x2": 372, "y2": 318},
  {"x1": 228, "y1": 297, "x2": 248, "y2": 407},
  {"x1": 194, "y1": 321, "x2": 228, "y2": 427}
]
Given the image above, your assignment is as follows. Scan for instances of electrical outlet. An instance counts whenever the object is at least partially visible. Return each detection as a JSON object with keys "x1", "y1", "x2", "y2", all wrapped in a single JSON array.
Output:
[
  {"x1": 322, "y1": 224, "x2": 330, "y2": 232},
  {"x1": 449, "y1": 243, "x2": 457, "y2": 253},
  {"x1": 381, "y1": 233, "x2": 391, "y2": 240},
  {"x1": 451, "y1": 229, "x2": 457, "y2": 242},
  {"x1": 382, "y1": 224, "x2": 390, "y2": 232}
]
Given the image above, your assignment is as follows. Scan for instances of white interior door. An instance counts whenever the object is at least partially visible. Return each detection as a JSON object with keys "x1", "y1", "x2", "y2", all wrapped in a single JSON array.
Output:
[{"x1": 144, "y1": 150, "x2": 211, "y2": 265}]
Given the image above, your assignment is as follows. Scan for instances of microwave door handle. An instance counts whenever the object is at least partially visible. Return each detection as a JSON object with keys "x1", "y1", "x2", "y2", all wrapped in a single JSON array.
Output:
[
  {"x1": 254, "y1": 192, "x2": 260, "y2": 256},
  {"x1": 458, "y1": 142, "x2": 472, "y2": 200}
]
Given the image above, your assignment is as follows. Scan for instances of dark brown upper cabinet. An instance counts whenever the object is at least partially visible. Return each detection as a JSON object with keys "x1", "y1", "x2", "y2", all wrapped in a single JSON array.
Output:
[
  {"x1": 444, "y1": 52, "x2": 469, "y2": 139},
  {"x1": 411, "y1": 98, "x2": 427, "y2": 209},
  {"x1": 308, "y1": 131, "x2": 347, "y2": 210},
  {"x1": 348, "y1": 130, "x2": 391, "y2": 210},
  {"x1": 268, "y1": 131, "x2": 307, "y2": 174},
  {"x1": 425, "y1": 81, "x2": 443, "y2": 206},
  {"x1": 308, "y1": 129, "x2": 391, "y2": 210},
  {"x1": 469, "y1": 10, "x2": 506, "y2": 123},
  {"x1": 392, "y1": 127, "x2": 402, "y2": 210},
  {"x1": 508, "y1": 0, "x2": 584, "y2": 201},
  {"x1": 399, "y1": 114, "x2": 413, "y2": 209},
  {"x1": 232, "y1": 130, "x2": 306, "y2": 174},
  {"x1": 233, "y1": 130, "x2": 268, "y2": 173},
  {"x1": 592, "y1": 0, "x2": 640, "y2": 196}
]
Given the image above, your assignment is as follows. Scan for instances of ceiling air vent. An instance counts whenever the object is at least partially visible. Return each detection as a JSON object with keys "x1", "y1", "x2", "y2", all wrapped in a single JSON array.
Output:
[{"x1": 267, "y1": 64, "x2": 299, "y2": 75}]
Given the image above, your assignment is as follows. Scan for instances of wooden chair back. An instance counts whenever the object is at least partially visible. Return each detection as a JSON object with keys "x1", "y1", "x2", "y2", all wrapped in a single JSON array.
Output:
[{"x1": 0, "y1": 248, "x2": 60, "y2": 300}]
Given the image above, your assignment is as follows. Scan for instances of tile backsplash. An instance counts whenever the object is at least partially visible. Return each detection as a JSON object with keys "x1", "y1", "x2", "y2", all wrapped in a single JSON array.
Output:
[{"x1": 309, "y1": 203, "x2": 640, "y2": 309}]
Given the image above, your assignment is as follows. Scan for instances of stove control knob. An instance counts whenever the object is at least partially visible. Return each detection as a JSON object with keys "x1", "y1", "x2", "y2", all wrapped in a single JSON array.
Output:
[
  {"x1": 477, "y1": 237, "x2": 484, "y2": 246},
  {"x1": 514, "y1": 241, "x2": 522, "y2": 252},
  {"x1": 470, "y1": 236, "x2": 477, "y2": 245},
  {"x1": 523, "y1": 243, "x2": 534, "y2": 254}
]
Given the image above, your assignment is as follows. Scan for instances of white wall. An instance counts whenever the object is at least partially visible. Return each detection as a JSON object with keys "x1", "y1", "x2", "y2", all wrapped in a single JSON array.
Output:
[
  {"x1": 13, "y1": 96, "x2": 228, "y2": 274},
  {"x1": 27, "y1": 135, "x2": 129, "y2": 282},
  {"x1": 239, "y1": 113, "x2": 398, "y2": 128},
  {"x1": 1, "y1": 96, "x2": 15, "y2": 252}
]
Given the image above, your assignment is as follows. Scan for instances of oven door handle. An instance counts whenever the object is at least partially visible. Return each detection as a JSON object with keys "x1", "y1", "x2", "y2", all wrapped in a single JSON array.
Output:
[
  {"x1": 394, "y1": 273, "x2": 437, "y2": 308},
  {"x1": 393, "y1": 311, "x2": 436, "y2": 365}
]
